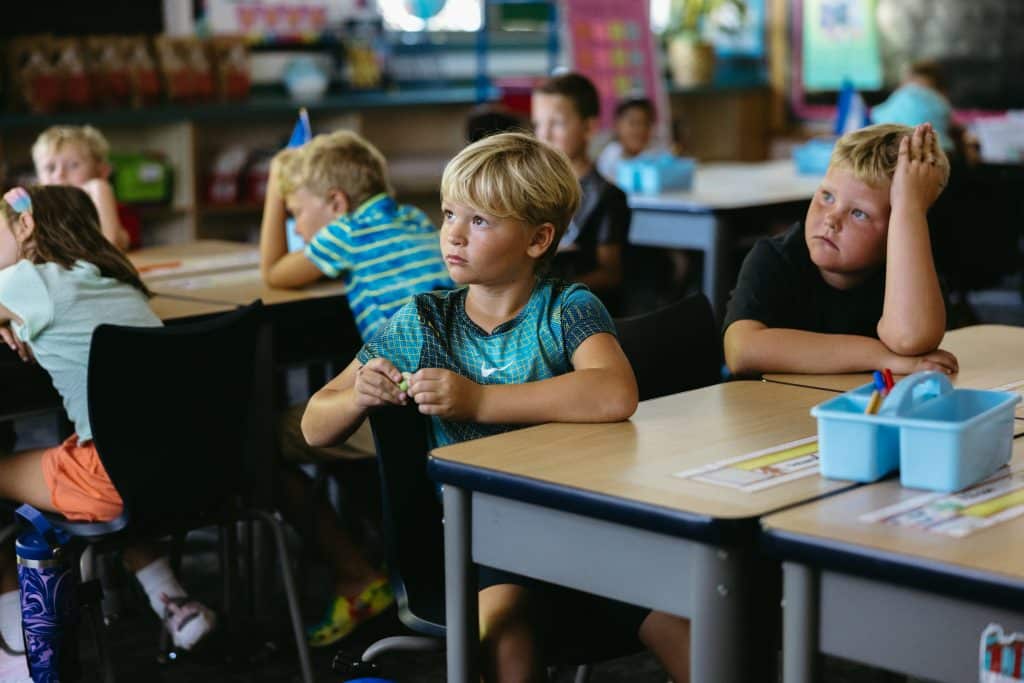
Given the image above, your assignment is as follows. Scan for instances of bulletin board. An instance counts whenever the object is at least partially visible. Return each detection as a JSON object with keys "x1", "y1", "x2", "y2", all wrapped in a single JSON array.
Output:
[
  {"x1": 563, "y1": 0, "x2": 667, "y2": 133},
  {"x1": 792, "y1": 0, "x2": 1024, "y2": 119}
]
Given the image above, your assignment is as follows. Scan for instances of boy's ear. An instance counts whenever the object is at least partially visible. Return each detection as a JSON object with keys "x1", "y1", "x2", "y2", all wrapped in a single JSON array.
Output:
[
  {"x1": 95, "y1": 161, "x2": 112, "y2": 180},
  {"x1": 327, "y1": 189, "x2": 349, "y2": 216},
  {"x1": 527, "y1": 222, "x2": 555, "y2": 259},
  {"x1": 585, "y1": 116, "x2": 600, "y2": 140}
]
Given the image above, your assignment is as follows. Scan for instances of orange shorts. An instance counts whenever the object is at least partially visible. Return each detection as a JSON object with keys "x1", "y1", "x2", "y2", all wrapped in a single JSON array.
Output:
[{"x1": 41, "y1": 435, "x2": 123, "y2": 522}]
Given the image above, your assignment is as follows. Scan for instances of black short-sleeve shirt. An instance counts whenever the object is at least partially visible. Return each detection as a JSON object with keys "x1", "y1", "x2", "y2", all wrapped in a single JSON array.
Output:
[
  {"x1": 723, "y1": 222, "x2": 885, "y2": 337},
  {"x1": 551, "y1": 167, "x2": 631, "y2": 282}
]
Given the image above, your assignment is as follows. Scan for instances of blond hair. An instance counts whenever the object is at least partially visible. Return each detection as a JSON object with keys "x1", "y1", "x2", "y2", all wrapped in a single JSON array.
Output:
[
  {"x1": 832, "y1": 123, "x2": 950, "y2": 188},
  {"x1": 32, "y1": 125, "x2": 110, "y2": 167},
  {"x1": 441, "y1": 132, "x2": 580, "y2": 273},
  {"x1": 272, "y1": 147, "x2": 303, "y2": 196},
  {"x1": 293, "y1": 130, "x2": 390, "y2": 209}
]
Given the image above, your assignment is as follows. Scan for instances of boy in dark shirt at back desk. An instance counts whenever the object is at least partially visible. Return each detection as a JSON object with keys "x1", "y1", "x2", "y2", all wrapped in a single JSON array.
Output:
[{"x1": 724, "y1": 123, "x2": 959, "y2": 377}]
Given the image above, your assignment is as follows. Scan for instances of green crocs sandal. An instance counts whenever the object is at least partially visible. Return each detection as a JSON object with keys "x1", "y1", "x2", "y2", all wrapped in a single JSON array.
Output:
[{"x1": 307, "y1": 576, "x2": 394, "y2": 648}]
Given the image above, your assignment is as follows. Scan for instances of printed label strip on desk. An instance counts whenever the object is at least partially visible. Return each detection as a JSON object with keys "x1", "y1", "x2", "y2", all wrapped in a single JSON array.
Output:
[
  {"x1": 151, "y1": 269, "x2": 257, "y2": 291},
  {"x1": 673, "y1": 436, "x2": 820, "y2": 492},
  {"x1": 859, "y1": 469, "x2": 1024, "y2": 538}
]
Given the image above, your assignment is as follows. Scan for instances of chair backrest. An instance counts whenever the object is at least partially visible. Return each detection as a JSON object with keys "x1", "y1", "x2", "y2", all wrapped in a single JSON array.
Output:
[
  {"x1": 614, "y1": 293, "x2": 722, "y2": 401},
  {"x1": 87, "y1": 301, "x2": 264, "y2": 530},
  {"x1": 368, "y1": 405, "x2": 446, "y2": 637}
]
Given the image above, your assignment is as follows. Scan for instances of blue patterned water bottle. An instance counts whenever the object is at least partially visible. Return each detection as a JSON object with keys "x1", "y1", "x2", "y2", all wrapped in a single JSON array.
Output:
[{"x1": 15, "y1": 504, "x2": 80, "y2": 682}]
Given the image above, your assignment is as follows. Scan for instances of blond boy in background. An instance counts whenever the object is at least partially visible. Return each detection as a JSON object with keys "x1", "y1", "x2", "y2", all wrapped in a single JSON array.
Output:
[{"x1": 32, "y1": 126, "x2": 132, "y2": 250}]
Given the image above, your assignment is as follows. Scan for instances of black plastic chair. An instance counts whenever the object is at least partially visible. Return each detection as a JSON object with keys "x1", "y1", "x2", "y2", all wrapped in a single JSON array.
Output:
[
  {"x1": 43, "y1": 301, "x2": 312, "y2": 683},
  {"x1": 614, "y1": 293, "x2": 722, "y2": 400}
]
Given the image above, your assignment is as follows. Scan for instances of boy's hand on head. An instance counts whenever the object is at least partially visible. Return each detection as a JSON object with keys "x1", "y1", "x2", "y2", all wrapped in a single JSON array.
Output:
[
  {"x1": 406, "y1": 368, "x2": 481, "y2": 421},
  {"x1": 0, "y1": 325, "x2": 32, "y2": 363},
  {"x1": 887, "y1": 347, "x2": 959, "y2": 376},
  {"x1": 890, "y1": 123, "x2": 946, "y2": 213},
  {"x1": 354, "y1": 358, "x2": 409, "y2": 408}
]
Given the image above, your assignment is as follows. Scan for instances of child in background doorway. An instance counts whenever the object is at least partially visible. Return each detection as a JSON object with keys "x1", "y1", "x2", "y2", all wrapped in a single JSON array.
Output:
[
  {"x1": 32, "y1": 126, "x2": 134, "y2": 250},
  {"x1": 596, "y1": 97, "x2": 669, "y2": 182},
  {"x1": 0, "y1": 186, "x2": 214, "y2": 681}
]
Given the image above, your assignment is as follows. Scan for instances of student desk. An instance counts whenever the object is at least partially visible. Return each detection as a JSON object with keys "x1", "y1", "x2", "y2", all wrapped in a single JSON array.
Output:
[
  {"x1": 428, "y1": 380, "x2": 855, "y2": 683},
  {"x1": 764, "y1": 324, "x2": 1024, "y2": 393},
  {"x1": 762, "y1": 440, "x2": 1024, "y2": 683},
  {"x1": 627, "y1": 160, "x2": 820, "y2": 317},
  {"x1": 131, "y1": 240, "x2": 359, "y2": 368}
]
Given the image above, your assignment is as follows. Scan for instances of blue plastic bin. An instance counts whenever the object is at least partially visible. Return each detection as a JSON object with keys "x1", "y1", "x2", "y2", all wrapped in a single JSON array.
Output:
[
  {"x1": 889, "y1": 373, "x2": 1018, "y2": 492},
  {"x1": 811, "y1": 372, "x2": 1020, "y2": 491},
  {"x1": 811, "y1": 383, "x2": 900, "y2": 482},
  {"x1": 792, "y1": 138, "x2": 836, "y2": 176},
  {"x1": 616, "y1": 153, "x2": 695, "y2": 194}
]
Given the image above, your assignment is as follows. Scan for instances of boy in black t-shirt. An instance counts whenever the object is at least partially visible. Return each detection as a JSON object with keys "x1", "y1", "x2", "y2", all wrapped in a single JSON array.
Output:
[
  {"x1": 532, "y1": 73, "x2": 630, "y2": 312},
  {"x1": 724, "y1": 122, "x2": 959, "y2": 377}
]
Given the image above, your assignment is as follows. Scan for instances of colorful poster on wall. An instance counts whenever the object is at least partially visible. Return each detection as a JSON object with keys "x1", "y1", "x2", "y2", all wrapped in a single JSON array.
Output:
[
  {"x1": 564, "y1": 0, "x2": 667, "y2": 133},
  {"x1": 803, "y1": 0, "x2": 883, "y2": 91}
]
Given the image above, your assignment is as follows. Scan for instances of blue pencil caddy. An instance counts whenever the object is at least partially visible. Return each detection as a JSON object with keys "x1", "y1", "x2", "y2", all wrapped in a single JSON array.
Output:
[
  {"x1": 812, "y1": 371, "x2": 1020, "y2": 491},
  {"x1": 616, "y1": 153, "x2": 695, "y2": 194},
  {"x1": 811, "y1": 383, "x2": 900, "y2": 482}
]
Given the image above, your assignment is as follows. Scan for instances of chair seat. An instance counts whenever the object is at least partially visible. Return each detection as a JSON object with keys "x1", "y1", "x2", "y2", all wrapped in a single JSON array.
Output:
[{"x1": 43, "y1": 511, "x2": 130, "y2": 537}]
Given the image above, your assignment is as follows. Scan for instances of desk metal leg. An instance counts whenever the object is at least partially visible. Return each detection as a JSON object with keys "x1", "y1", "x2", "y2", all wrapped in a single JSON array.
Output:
[
  {"x1": 443, "y1": 485, "x2": 478, "y2": 683},
  {"x1": 783, "y1": 562, "x2": 818, "y2": 683},
  {"x1": 691, "y1": 543, "x2": 749, "y2": 683}
]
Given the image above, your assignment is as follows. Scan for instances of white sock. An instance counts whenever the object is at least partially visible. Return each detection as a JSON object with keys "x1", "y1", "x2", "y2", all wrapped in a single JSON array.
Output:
[
  {"x1": 134, "y1": 557, "x2": 186, "y2": 618},
  {"x1": 0, "y1": 591, "x2": 23, "y2": 653}
]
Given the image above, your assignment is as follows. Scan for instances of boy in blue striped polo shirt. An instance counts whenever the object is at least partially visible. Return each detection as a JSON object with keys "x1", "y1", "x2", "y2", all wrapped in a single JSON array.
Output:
[
  {"x1": 259, "y1": 130, "x2": 452, "y2": 648},
  {"x1": 260, "y1": 129, "x2": 453, "y2": 341},
  {"x1": 302, "y1": 132, "x2": 692, "y2": 682}
]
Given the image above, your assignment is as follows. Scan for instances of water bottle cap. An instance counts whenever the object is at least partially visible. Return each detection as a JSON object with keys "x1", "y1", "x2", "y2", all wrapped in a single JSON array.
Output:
[{"x1": 16, "y1": 530, "x2": 62, "y2": 561}]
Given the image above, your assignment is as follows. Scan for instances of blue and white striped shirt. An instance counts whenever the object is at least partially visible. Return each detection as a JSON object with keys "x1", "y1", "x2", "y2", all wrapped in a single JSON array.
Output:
[{"x1": 305, "y1": 193, "x2": 453, "y2": 341}]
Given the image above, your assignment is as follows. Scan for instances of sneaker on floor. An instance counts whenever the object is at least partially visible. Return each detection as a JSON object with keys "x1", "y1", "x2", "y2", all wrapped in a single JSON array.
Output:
[
  {"x1": 161, "y1": 594, "x2": 217, "y2": 651},
  {"x1": 307, "y1": 576, "x2": 394, "y2": 648},
  {"x1": 0, "y1": 648, "x2": 30, "y2": 683}
]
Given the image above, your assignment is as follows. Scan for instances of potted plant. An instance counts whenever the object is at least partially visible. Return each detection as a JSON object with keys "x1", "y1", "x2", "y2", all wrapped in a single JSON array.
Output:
[{"x1": 665, "y1": 0, "x2": 747, "y2": 87}]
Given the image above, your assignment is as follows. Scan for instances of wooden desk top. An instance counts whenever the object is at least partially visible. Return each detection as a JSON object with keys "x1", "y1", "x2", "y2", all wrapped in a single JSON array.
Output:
[
  {"x1": 431, "y1": 381, "x2": 853, "y2": 521},
  {"x1": 130, "y1": 240, "x2": 259, "y2": 280},
  {"x1": 148, "y1": 295, "x2": 237, "y2": 321},
  {"x1": 130, "y1": 241, "x2": 347, "y2": 307},
  {"x1": 762, "y1": 440, "x2": 1024, "y2": 586},
  {"x1": 628, "y1": 160, "x2": 820, "y2": 212},
  {"x1": 764, "y1": 325, "x2": 1024, "y2": 394},
  {"x1": 145, "y1": 268, "x2": 347, "y2": 307}
]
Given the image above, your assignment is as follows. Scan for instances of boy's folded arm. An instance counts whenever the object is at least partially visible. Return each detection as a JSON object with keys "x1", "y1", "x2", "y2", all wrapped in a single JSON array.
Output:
[
  {"x1": 724, "y1": 320, "x2": 896, "y2": 376},
  {"x1": 257, "y1": 179, "x2": 322, "y2": 288},
  {"x1": 475, "y1": 332, "x2": 638, "y2": 424},
  {"x1": 301, "y1": 359, "x2": 368, "y2": 447},
  {"x1": 83, "y1": 178, "x2": 129, "y2": 250},
  {"x1": 876, "y1": 203, "x2": 946, "y2": 355}
]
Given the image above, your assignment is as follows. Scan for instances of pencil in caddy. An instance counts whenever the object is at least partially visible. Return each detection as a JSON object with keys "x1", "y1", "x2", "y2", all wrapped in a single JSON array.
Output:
[{"x1": 811, "y1": 371, "x2": 1020, "y2": 491}]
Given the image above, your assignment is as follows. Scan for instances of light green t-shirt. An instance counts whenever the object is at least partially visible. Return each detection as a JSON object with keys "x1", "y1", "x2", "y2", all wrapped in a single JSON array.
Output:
[{"x1": 0, "y1": 259, "x2": 160, "y2": 441}]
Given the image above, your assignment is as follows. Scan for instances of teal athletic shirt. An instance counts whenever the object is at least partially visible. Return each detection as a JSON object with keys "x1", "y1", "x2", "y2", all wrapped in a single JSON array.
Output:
[
  {"x1": 305, "y1": 193, "x2": 453, "y2": 341},
  {"x1": 356, "y1": 279, "x2": 617, "y2": 448}
]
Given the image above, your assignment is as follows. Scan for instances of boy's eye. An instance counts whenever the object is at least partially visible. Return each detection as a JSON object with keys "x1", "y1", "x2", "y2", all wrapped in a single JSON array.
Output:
[
  {"x1": 820, "y1": 190, "x2": 833, "y2": 203},
  {"x1": 471, "y1": 216, "x2": 485, "y2": 226},
  {"x1": 443, "y1": 209, "x2": 454, "y2": 220},
  {"x1": 852, "y1": 209, "x2": 867, "y2": 220}
]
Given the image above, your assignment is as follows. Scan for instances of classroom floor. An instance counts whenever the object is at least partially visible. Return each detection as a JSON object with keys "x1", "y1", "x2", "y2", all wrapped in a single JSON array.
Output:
[{"x1": 13, "y1": 275, "x2": 1024, "y2": 682}]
